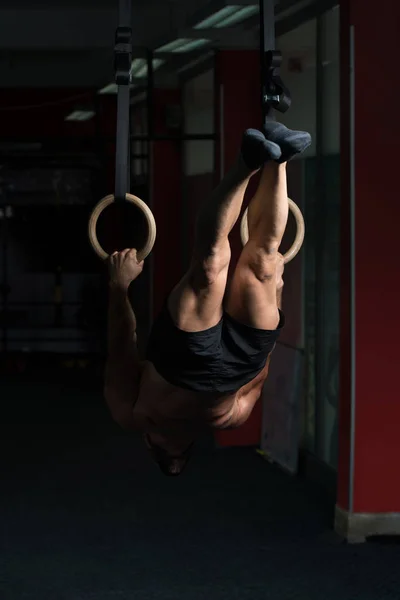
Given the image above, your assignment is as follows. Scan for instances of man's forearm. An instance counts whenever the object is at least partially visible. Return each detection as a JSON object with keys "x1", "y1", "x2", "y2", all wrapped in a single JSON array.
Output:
[
  {"x1": 108, "y1": 285, "x2": 138, "y2": 358},
  {"x1": 105, "y1": 285, "x2": 141, "y2": 431},
  {"x1": 105, "y1": 252, "x2": 144, "y2": 432}
]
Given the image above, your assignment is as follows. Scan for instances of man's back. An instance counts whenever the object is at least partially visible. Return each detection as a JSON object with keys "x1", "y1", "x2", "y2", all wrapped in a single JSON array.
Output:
[{"x1": 134, "y1": 359, "x2": 270, "y2": 441}]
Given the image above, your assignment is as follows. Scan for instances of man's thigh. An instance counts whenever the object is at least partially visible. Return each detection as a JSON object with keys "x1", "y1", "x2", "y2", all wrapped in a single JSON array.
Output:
[
  {"x1": 167, "y1": 241, "x2": 231, "y2": 333},
  {"x1": 224, "y1": 244, "x2": 280, "y2": 331}
]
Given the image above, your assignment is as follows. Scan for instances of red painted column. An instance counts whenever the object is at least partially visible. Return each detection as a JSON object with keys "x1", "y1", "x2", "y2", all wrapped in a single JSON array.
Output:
[
  {"x1": 214, "y1": 50, "x2": 263, "y2": 447},
  {"x1": 337, "y1": 0, "x2": 353, "y2": 515},
  {"x1": 338, "y1": 0, "x2": 400, "y2": 519},
  {"x1": 151, "y1": 89, "x2": 182, "y2": 317}
]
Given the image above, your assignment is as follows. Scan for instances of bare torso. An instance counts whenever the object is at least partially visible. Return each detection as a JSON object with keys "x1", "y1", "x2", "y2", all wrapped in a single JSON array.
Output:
[{"x1": 133, "y1": 358, "x2": 271, "y2": 454}]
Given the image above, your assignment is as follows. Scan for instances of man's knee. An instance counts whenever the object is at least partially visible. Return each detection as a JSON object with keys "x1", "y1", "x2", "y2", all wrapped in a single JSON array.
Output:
[
  {"x1": 242, "y1": 242, "x2": 279, "y2": 283},
  {"x1": 191, "y1": 241, "x2": 231, "y2": 289}
]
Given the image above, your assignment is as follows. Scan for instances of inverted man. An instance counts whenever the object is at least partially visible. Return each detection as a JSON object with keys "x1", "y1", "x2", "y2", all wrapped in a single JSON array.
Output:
[{"x1": 105, "y1": 122, "x2": 311, "y2": 475}]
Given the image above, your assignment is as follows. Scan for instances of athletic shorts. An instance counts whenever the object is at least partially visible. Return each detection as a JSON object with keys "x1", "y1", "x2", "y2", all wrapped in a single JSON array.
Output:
[{"x1": 146, "y1": 298, "x2": 284, "y2": 394}]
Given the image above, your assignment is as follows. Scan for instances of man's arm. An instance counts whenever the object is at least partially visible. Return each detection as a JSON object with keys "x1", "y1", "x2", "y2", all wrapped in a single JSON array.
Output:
[
  {"x1": 104, "y1": 250, "x2": 144, "y2": 432},
  {"x1": 104, "y1": 285, "x2": 142, "y2": 431},
  {"x1": 107, "y1": 284, "x2": 138, "y2": 360}
]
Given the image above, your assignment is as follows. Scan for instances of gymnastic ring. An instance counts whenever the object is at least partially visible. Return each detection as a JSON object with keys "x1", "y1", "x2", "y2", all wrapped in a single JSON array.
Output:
[
  {"x1": 240, "y1": 197, "x2": 305, "y2": 265},
  {"x1": 88, "y1": 193, "x2": 157, "y2": 262}
]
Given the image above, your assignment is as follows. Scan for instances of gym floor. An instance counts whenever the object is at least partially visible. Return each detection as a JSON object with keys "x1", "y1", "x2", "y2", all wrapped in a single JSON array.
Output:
[{"x1": 1, "y1": 370, "x2": 399, "y2": 600}]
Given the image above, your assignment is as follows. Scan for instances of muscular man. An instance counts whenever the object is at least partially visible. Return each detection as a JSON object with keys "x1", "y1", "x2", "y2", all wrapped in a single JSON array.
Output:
[{"x1": 104, "y1": 122, "x2": 311, "y2": 476}]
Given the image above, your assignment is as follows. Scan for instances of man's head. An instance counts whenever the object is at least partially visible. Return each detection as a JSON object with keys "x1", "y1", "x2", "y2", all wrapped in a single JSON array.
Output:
[{"x1": 143, "y1": 434, "x2": 193, "y2": 476}]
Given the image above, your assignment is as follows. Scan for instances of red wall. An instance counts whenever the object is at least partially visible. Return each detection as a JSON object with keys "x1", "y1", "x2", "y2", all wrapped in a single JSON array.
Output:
[
  {"x1": 338, "y1": 0, "x2": 400, "y2": 513},
  {"x1": 0, "y1": 88, "x2": 117, "y2": 193},
  {"x1": 0, "y1": 88, "x2": 117, "y2": 140}
]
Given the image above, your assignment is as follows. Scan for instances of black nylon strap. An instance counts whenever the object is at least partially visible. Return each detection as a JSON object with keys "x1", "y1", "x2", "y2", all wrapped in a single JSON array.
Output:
[
  {"x1": 115, "y1": 84, "x2": 131, "y2": 201},
  {"x1": 259, "y1": 0, "x2": 291, "y2": 121},
  {"x1": 260, "y1": 0, "x2": 276, "y2": 122},
  {"x1": 114, "y1": 0, "x2": 132, "y2": 202},
  {"x1": 260, "y1": 0, "x2": 275, "y2": 54},
  {"x1": 118, "y1": 0, "x2": 131, "y2": 28}
]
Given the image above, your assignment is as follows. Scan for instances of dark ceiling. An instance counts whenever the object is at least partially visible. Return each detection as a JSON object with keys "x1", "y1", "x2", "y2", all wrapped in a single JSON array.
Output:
[{"x1": 0, "y1": 0, "x2": 325, "y2": 88}]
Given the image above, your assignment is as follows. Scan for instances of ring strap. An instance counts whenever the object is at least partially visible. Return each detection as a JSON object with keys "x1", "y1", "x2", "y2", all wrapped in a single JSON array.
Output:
[{"x1": 114, "y1": 0, "x2": 132, "y2": 202}]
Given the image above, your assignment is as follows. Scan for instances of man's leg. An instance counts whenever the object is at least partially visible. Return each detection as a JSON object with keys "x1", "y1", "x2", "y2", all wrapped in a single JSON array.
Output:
[
  {"x1": 168, "y1": 130, "x2": 281, "y2": 332},
  {"x1": 224, "y1": 161, "x2": 287, "y2": 330},
  {"x1": 225, "y1": 124, "x2": 311, "y2": 330},
  {"x1": 220, "y1": 130, "x2": 310, "y2": 431}
]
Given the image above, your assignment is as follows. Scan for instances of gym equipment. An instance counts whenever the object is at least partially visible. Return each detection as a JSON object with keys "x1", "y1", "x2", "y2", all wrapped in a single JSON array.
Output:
[
  {"x1": 240, "y1": 198, "x2": 305, "y2": 265},
  {"x1": 240, "y1": 0, "x2": 304, "y2": 262},
  {"x1": 260, "y1": 0, "x2": 291, "y2": 122},
  {"x1": 88, "y1": 0, "x2": 156, "y2": 261},
  {"x1": 88, "y1": 193, "x2": 156, "y2": 262}
]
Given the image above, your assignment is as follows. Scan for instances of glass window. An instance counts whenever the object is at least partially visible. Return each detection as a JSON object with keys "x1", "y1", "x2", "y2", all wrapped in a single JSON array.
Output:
[
  {"x1": 277, "y1": 19, "x2": 317, "y2": 454},
  {"x1": 277, "y1": 7, "x2": 340, "y2": 469}
]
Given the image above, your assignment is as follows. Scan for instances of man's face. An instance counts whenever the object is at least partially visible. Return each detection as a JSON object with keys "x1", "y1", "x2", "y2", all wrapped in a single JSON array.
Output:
[{"x1": 143, "y1": 434, "x2": 192, "y2": 476}]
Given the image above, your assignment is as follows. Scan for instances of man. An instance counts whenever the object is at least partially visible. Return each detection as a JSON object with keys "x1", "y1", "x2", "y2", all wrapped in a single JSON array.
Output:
[{"x1": 104, "y1": 122, "x2": 311, "y2": 476}]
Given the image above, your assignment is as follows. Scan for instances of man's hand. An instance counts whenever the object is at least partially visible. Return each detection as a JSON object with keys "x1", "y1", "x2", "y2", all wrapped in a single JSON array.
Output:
[{"x1": 108, "y1": 249, "x2": 144, "y2": 291}]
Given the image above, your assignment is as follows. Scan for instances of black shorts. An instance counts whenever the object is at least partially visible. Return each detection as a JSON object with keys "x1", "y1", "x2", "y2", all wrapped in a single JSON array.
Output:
[{"x1": 146, "y1": 299, "x2": 284, "y2": 394}]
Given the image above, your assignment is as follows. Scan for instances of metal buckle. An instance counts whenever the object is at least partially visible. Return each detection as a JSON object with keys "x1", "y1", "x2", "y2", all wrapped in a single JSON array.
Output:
[{"x1": 114, "y1": 26, "x2": 132, "y2": 86}]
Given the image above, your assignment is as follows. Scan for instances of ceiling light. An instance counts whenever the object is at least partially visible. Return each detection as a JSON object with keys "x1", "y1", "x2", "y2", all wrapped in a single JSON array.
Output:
[
  {"x1": 194, "y1": 6, "x2": 240, "y2": 28},
  {"x1": 130, "y1": 57, "x2": 165, "y2": 78},
  {"x1": 65, "y1": 110, "x2": 95, "y2": 122},
  {"x1": 177, "y1": 39, "x2": 211, "y2": 52},
  {"x1": 98, "y1": 57, "x2": 165, "y2": 94},
  {"x1": 156, "y1": 39, "x2": 189, "y2": 52},
  {"x1": 156, "y1": 38, "x2": 210, "y2": 53},
  {"x1": 215, "y1": 5, "x2": 258, "y2": 27},
  {"x1": 194, "y1": 5, "x2": 258, "y2": 29},
  {"x1": 98, "y1": 82, "x2": 138, "y2": 95},
  {"x1": 98, "y1": 83, "x2": 118, "y2": 94}
]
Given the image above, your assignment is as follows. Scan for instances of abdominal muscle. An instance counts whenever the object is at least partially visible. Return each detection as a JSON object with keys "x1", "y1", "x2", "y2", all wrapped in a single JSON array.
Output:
[{"x1": 134, "y1": 358, "x2": 271, "y2": 441}]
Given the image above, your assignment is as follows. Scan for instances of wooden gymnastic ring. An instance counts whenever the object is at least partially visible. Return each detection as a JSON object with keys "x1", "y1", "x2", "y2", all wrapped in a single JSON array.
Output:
[
  {"x1": 88, "y1": 193, "x2": 156, "y2": 262},
  {"x1": 240, "y1": 197, "x2": 305, "y2": 265}
]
